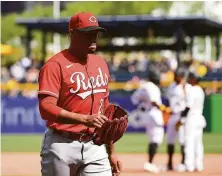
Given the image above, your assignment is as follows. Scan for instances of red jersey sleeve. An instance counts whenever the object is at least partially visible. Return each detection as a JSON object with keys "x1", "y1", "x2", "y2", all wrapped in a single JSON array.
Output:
[
  {"x1": 104, "y1": 68, "x2": 111, "y2": 108},
  {"x1": 38, "y1": 61, "x2": 61, "y2": 98}
]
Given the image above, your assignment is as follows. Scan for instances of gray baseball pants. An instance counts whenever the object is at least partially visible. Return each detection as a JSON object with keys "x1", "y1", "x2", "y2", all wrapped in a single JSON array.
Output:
[{"x1": 40, "y1": 129, "x2": 112, "y2": 176}]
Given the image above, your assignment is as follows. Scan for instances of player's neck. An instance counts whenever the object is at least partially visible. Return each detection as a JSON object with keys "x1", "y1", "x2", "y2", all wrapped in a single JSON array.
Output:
[{"x1": 67, "y1": 46, "x2": 87, "y2": 62}]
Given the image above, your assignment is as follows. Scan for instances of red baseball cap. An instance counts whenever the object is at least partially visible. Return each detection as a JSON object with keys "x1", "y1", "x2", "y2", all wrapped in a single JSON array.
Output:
[{"x1": 69, "y1": 12, "x2": 106, "y2": 32}]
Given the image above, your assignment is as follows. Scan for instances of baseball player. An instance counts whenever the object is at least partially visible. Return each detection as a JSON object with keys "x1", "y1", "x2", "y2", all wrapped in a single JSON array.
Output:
[
  {"x1": 166, "y1": 69, "x2": 192, "y2": 171},
  {"x1": 38, "y1": 12, "x2": 122, "y2": 176},
  {"x1": 177, "y1": 72, "x2": 206, "y2": 172},
  {"x1": 131, "y1": 71, "x2": 165, "y2": 173}
]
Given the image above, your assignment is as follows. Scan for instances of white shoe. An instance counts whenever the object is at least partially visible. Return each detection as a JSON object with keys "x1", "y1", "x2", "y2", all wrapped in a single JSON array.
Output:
[
  {"x1": 144, "y1": 162, "x2": 160, "y2": 173},
  {"x1": 196, "y1": 167, "x2": 204, "y2": 172},
  {"x1": 175, "y1": 164, "x2": 186, "y2": 172},
  {"x1": 157, "y1": 165, "x2": 168, "y2": 172},
  {"x1": 187, "y1": 168, "x2": 195, "y2": 172}
]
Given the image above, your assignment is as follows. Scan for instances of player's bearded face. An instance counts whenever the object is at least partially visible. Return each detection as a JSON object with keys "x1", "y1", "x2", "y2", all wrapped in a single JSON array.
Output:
[{"x1": 72, "y1": 31, "x2": 99, "y2": 54}]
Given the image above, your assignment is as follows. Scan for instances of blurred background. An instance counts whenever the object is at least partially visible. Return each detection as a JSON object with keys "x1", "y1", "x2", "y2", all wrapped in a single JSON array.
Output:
[{"x1": 1, "y1": 2, "x2": 222, "y2": 175}]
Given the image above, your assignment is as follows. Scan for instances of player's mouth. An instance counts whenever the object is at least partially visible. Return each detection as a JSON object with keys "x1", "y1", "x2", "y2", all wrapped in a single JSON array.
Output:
[{"x1": 89, "y1": 43, "x2": 97, "y2": 50}]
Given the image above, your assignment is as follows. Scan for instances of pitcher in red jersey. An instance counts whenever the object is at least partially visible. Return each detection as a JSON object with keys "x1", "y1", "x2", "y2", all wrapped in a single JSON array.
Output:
[{"x1": 38, "y1": 12, "x2": 122, "y2": 176}]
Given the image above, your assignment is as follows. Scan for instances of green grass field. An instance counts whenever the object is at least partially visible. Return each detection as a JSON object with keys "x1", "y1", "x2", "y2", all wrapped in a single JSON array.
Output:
[{"x1": 1, "y1": 133, "x2": 222, "y2": 153}]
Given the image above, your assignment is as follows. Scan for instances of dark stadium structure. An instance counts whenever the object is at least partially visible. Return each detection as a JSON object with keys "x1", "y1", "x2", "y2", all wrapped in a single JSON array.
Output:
[
  {"x1": 17, "y1": 15, "x2": 222, "y2": 60},
  {"x1": 17, "y1": 15, "x2": 222, "y2": 82}
]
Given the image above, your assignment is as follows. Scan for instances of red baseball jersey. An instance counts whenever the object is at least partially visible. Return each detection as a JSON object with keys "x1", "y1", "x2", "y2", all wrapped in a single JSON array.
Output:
[{"x1": 38, "y1": 49, "x2": 110, "y2": 133}]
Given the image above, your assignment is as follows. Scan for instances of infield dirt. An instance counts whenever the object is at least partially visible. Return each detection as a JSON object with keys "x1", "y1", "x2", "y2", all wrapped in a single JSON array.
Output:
[{"x1": 2, "y1": 153, "x2": 222, "y2": 176}]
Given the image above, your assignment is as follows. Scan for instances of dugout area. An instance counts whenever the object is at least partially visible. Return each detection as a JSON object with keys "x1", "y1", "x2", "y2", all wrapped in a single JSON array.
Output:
[{"x1": 17, "y1": 15, "x2": 222, "y2": 62}]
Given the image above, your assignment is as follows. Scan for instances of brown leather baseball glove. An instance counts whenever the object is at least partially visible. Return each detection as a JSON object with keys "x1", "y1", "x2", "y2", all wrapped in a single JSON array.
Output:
[{"x1": 93, "y1": 103, "x2": 128, "y2": 146}]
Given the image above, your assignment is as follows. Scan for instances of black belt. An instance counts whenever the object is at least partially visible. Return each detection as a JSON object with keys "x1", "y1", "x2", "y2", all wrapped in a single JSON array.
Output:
[{"x1": 51, "y1": 129, "x2": 92, "y2": 142}]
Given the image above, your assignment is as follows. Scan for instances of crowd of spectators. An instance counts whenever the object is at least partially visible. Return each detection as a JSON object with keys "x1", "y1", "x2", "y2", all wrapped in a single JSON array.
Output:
[
  {"x1": 104, "y1": 52, "x2": 222, "y2": 95},
  {"x1": 1, "y1": 56, "x2": 43, "y2": 98},
  {"x1": 106, "y1": 52, "x2": 174, "y2": 74},
  {"x1": 1, "y1": 51, "x2": 222, "y2": 98}
]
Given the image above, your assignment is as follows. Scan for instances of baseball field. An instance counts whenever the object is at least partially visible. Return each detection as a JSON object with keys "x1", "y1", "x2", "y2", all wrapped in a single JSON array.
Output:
[{"x1": 2, "y1": 132, "x2": 222, "y2": 176}]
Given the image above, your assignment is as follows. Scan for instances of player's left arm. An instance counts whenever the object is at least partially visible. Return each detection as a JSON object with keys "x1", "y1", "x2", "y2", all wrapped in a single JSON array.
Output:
[
  {"x1": 176, "y1": 87, "x2": 194, "y2": 130},
  {"x1": 106, "y1": 144, "x2": 122, "y2": 176},
  {"x1": 102, "y1": 60, "x2": 111, "y2": 110},
  {"x1": 104, "y1": 94, "x2": 123, "y2": 176},
  {"x1": 131, "y1": 88, "x2": 145, "y2": 105},
  {"x1": 181, "y1": 86, "x2": 194, "y2": 118},
  {"x1": 104, "y1": 61, "x2": 123, "y2": 176},
  {"x1": 149, "y1": 87, "x2": 171, "y2": 113},
  {"x1": 151, "y1": 102, "x2": 171, "y2": 113}
]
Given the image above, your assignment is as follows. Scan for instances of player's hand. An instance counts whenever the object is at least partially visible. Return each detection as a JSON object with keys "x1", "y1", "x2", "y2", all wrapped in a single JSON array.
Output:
[
  {"x1": 175, "y1": 120, "x2": 182, "y2": 131},
  {"x1": 109, "y1": 153, "x2": 122, "y2": 176},
  {"x1": 164, "y1": 107, "x2": 172, "y2": 114},
  {"x1": 159, "y1": 104, "x2": 166, "y2": 111},
  {"x1": 83, "y1": 114, "x2": 108, "y2": 128}
]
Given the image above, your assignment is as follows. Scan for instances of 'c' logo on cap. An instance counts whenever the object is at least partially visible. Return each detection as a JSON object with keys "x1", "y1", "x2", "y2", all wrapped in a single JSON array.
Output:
[{"x1": 89, "y1": 16, "x2": 97, "y2": 23}]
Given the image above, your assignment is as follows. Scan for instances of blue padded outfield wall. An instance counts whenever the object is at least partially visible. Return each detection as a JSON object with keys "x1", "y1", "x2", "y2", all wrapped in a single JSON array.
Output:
[
  {"x1": 2, "y1": 94, "x2": 218, "y2": 134},
  {"x1": 1, "y1": 95, "x2": 149, "y2": 133},
  {"x1": 1, "y1": 96, "x2": 46, "y2": 133}
]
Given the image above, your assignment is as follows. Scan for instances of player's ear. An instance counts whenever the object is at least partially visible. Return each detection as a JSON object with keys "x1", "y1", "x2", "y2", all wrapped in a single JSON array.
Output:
[{"x1": 69, "y1": 29, "x2": 74, "y2": 36}]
